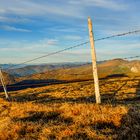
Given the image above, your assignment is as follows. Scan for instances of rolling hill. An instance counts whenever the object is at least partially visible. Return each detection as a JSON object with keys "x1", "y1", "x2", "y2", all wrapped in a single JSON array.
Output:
[
  {"x1": 16, "y1": 59, "x2": 140, "y2": 83},
  {"x1": 5, "y1": 63, "x2": 89, "y2": 77},
  {"x1": 1, "y1": 59, "x2": 140, "y2": 87},
  {"x1": 0, "y1": 71, "x2": 16, "y2": 85}
]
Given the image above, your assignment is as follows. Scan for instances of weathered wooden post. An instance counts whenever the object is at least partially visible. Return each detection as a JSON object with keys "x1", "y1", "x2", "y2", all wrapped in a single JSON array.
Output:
[
  {"x1": 88, "y1": 17, "x2": 101, "y2": 104},
  {"x1": 0, "y1": 69, "x2": 10, "y2": 100}
]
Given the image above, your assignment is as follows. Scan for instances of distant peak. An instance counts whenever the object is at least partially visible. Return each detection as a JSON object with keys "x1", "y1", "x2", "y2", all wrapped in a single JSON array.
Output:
[{"x1": 112, "y1": 58, "x2": 125, "y2": 61}]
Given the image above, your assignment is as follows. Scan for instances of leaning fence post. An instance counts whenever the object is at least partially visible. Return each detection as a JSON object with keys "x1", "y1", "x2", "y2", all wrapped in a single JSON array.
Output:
[
  {"x1": 0, "y1": 69, "x2": 10, "y2": 100},
  {"x1": 88, "y1": 17, "x2": 101, "y2": 104}
]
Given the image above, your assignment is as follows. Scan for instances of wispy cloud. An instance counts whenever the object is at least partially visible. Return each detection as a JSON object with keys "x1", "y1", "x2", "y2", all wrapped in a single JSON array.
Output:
[
  {"x1": 33, "y1": 38, "x2": 59, "y2": 49},
  {"x1": 0, "y1": 37, "x2": 60, "y2": 63},
  {"x1": 0, "y1": 16, "x2": 33, "y2": 23},
  {"x1": 68, "y1": 0, "x2": 128, "y2": 10},
  {"x1": 63, "y1": 35, "x2": 83, "y2": 41},
  {"x1": 95, "y1": 39, "x2": 140, "y2": 60},
  {"x1": 0, "y1": 0, "x2": 128, "y2": 20},
  {"x1": 0, "y1": 38, "x2": 58, "y2": 51},
  {"x1": 0, "y1": 0, "x2": 84, "y2": 18},
  {"x1": 0, "y1": 25, "x2": 31, "y2": 32},
  {"x1": 0, "y1": 0, "x2": 139, "y2": 63}
]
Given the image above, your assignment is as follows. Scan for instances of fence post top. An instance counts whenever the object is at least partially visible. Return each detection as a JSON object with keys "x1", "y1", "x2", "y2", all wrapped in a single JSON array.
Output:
[{"x1": 88, "y1": 17, "x2": 94, "y2": 23}]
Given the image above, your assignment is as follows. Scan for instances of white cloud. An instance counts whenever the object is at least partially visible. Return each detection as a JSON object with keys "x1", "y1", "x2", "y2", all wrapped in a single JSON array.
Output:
[
  {"x1": 0, "y1": 0, "x2": 139, "y2": 63},
  {"x1": 68, "y1": 0, "x2": 128, "y2": 10},
  {"x1": 0, "y1": 0, "x2": 128, "y2": 20},
  {"x1": 95, "y1": 39, "x2": 140, "y2": 60},
  {"x1": 37, "y1": 38, "x2": 59, "y2": 47},
  {"x1": 48, "y1": 28, "x2": 80, "y2": 33},
  {"x1": 0, "y1": 36, "x2": 139, "y2": 63},
  {"x1": 0, "y1": 25, "x2": 31, "y2": 32},
  {"x1": 0, "y1": 38, "x2": 59, "y2": 52},
  {"x1": 0, "y1": 16, "x2": 33, "y2": 23},
  {"x1": 0, "y1": 0, "x2": 84, "y2": 18},
  {"x1": 0, "y1": 8, "x2": 5, "y2": 14},
  {"x1": 63, "y1": 35, "x2": 83, "y2": 41}
]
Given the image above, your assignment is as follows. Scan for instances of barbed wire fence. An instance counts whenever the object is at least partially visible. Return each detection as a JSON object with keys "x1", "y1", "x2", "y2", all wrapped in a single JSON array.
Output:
[
  {"x1": 3, "y1": 29, "x2": 140, "y2": 71},
  {"x1": 0, "y1": 23, "x2": 140, "y2": 102}
]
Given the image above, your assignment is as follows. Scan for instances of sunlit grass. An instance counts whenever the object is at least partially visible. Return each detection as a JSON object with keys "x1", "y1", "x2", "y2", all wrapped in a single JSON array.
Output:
[{"x1": 0, "y1": 77, "x2": 140, "y2": 139}]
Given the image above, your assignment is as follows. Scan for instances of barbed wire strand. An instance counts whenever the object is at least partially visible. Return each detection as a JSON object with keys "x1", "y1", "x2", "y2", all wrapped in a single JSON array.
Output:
[
  {"x1": 98, "y1": 55, "x2": 140, "y2": 62},
  {"x1": 4, "y1": 29, "x2": 140, "y2": 70},
  {"x1": 95, "y1": 29, "x2": 140, "y2": 41},
  {"x1": 4, "y1": 42, "x2": 89, "y2": 70}
]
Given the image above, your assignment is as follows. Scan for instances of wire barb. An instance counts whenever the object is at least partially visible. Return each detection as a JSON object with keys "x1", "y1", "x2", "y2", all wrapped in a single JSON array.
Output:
[{"x1": 98, "y1": 55, "x2": 140, "y2": 62}]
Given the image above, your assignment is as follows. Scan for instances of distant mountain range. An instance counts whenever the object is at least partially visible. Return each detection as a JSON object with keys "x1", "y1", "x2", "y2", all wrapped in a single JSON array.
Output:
[
  {"x1": 0, "y1": 59, "x2": 140, "y2": 87},
  {"x1": 0, "y1": 64, "x2": 27, "y2": 69},
  {"x1": 21, "y1": 59, "x2": 140, "y2": 81},
  {"x1": 4, "y1": 62, "x2": 91, "y2": 77}
]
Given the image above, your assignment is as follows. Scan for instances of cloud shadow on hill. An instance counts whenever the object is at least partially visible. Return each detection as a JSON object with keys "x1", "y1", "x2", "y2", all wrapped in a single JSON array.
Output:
[
  {"x1": 0, "y1": 79, "x2": 67, "y2": 92},
  {"x1": 0, "y1": 79, "x2": 93, "y2": 93}
]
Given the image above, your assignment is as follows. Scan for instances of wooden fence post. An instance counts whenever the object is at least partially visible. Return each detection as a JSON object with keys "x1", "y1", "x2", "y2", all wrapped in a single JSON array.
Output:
[
  {"x1": 0, "y1": 69, "x2": 10, "y2": 100},
  {"x1": 88, "y1": 17, "x2": 101, "y2": 104}
]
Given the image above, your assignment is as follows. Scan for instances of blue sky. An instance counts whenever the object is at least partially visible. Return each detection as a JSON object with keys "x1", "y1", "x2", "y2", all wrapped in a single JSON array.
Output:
[{"x1": 0, "y1": 0, "x2": 139, "y2": 64}]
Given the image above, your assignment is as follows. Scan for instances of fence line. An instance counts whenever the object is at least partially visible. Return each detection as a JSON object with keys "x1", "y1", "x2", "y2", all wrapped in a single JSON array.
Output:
[{"x1": 0, "y1": 27, "x2": 140, "y2": 102}]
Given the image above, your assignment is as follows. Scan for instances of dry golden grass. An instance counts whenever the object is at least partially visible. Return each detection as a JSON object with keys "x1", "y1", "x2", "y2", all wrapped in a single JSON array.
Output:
[{"x1": 0, "y1": 76, "x2": 140, "y2": 140}]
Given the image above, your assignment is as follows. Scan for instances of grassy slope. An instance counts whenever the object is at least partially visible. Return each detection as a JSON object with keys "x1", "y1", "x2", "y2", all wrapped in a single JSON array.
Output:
[
  {"x1": 0, "y1": 76, "x2": 140, "y2": 139},
  {"x1": 0, "y1": 72, "x2": 16, "y2": 85}
]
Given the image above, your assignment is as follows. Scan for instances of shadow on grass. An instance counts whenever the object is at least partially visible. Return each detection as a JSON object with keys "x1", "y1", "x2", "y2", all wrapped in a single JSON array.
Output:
[
  {"x1": 113, "y1": 80, "x2": 128, "y2": 96},
  {"x1": 90, "y1": 122, "x2": 117, "y2": 137},
  {"x1": 3, "y1": 93, "x2": 125, "y2": 105},
  {"x1": 11, "y1": 105, "x2": 140, "y2": 140},
  {"x1": 105, "y1": 74, "x2": 128, "y2": 79},
  {"x1": 116, "y1": 106, "x2": 140, "y2": 140},
  {"x1": 0, "y1": 79, "x2": 94, "y2": 92},
  {"x1": 0, "y1": 79, "x2": 66, "y2": 92},
  {"x1": 76, "y1": 106, "x2": 140, "y2": 139},
  {"x1": 119, "y1": 79, "x2": 140, "y2": 103},
  {"x1": 11, "y1": 111, "x2": 72, "y2": 140},
  {"x1": 13, "y1": 111, "x2": 73, "y2": 125},
  {"x1": 62, "y1": 132, "x2": 93, "y2": 140},
  {"x1": 0, "y1": 77, "x2": 140, "y2": 106},
  {"x1": 0, "y1": 89, "x2": 138, "y2": 105}
]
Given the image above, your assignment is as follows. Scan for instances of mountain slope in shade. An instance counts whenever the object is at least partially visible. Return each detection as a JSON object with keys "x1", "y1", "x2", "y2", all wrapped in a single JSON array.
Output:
[{"x1": 0, "y1": 71, "x2": 16, "y2": 85}]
